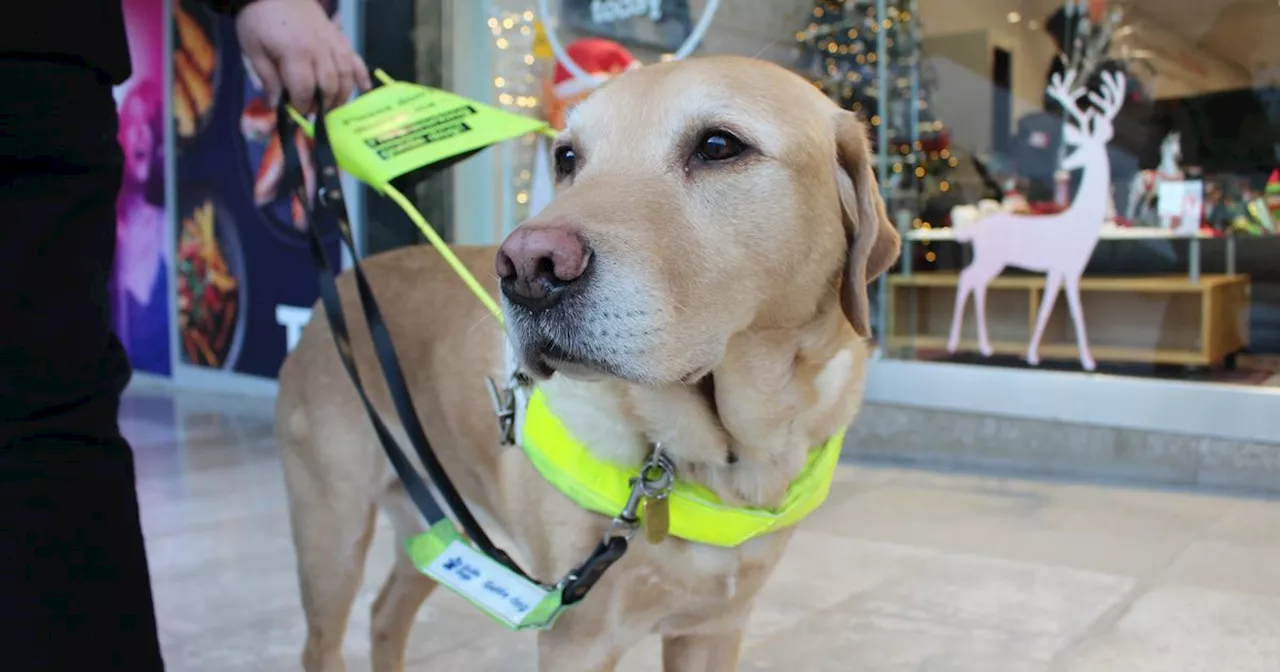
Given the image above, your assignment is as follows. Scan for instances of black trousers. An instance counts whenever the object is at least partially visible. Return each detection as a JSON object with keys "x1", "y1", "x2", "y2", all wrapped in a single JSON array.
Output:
[{"x1": 0, "y1": 60, "x2": 165, "y2": 670}]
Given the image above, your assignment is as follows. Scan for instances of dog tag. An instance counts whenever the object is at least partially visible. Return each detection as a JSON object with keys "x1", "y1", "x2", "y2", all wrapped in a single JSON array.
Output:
[{"x1": 644, "y1": 496, "x2": 670, "y2": 545}]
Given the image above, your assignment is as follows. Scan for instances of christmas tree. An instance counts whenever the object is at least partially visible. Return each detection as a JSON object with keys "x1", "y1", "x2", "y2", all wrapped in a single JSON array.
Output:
[{"x1": 795, "y1": 0, "x2": 960, "y2": 227}]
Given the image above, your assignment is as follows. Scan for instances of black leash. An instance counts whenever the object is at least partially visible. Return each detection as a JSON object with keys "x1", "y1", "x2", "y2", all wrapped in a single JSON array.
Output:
[
  {"x1": 277, "y1": 96, "x2": 527, "y2": 577},
  {"x1": 277, "y1": 93, "x2": 628, "y2": 606}
]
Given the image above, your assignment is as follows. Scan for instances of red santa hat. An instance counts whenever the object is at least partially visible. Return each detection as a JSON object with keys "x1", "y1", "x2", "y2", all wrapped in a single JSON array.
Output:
[{"x1": 551, "y1": 37, "x2": 641, "y2": 100}]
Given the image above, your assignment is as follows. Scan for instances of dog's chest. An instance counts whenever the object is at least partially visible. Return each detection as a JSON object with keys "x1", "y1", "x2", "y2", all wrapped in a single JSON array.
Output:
[
  {"x1": 625, "y1": 535, "x2": 788, "y2": 634},
  {"x1": 643, "y1": 533, "x2": 785, "y2": 602}
]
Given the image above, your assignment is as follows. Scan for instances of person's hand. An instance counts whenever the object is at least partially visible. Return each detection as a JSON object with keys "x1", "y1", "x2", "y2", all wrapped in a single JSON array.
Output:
[{"x1": 236, "y1": 0, "x2": 372, "y2": 114}]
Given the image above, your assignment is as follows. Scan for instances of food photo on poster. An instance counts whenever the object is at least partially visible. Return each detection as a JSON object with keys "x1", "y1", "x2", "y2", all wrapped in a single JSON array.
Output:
[
  {"x1": 171, "y1": 0, "x2": 343, "y2": 379},
  {"x1": 113, "y1": 0, "x2": 171, "y2": 376},
  {"x1": 176, "y1": 194, "x2": 247, "y2": 368},
  {"x1": 173, "y1": 0, "x2": 219, "y2": 145},
  {"x1": 238, "y1": 0, "x2": 340, "y2": 236}
]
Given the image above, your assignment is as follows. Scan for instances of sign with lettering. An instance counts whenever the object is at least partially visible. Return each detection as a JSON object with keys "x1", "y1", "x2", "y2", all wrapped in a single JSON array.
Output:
[
  {"x1": 324, "y1": 79, "x2": 549, "y2": 191},
  {"x1": 276, "y1": 305, "x2": 312, "y2": 352},
  {"x1": 423, "y1": 540, "x2": 551, "y2": 627},
  {"x1": 1157, "y1": 179, "x2": 1205, "y2": 236},
  {"x1": 559, "y1": 0, "x2": 697, "y2": 54},
  {"x1": 590, "y1": 0, "x2": 662, "y2": 24}
]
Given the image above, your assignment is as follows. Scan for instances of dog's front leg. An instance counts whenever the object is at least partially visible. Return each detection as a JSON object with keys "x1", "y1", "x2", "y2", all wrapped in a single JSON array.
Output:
[{"x1": 661, "y1": 630, "x2": 745, "y2": 672}]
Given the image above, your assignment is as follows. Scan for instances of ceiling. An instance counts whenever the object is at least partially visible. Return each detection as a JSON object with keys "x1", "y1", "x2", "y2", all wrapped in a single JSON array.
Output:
[
  {"x1": 1086, "y1": 0, "x2": 1275, "y2": 71},
  {"x1": 920, "y1": 0, "x2": 1280, "y2": 92}
]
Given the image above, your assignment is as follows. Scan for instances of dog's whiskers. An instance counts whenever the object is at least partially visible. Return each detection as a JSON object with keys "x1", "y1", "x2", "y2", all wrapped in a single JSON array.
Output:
[
  {"x1": 752, "y1": 39, "x2": 781, "y2": 60},
  {"x1": 465, "y1": 310, "x2": 501, "y2": 336}
]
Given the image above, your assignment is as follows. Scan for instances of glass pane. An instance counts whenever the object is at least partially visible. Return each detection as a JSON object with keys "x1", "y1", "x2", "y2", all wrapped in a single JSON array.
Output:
[
  {"x1": 475, "y1": 0, "x2": 1279, "y2": 389},
  {"x1": 363, "y1": 0, "x2": 455, "y2": 254},
  {"x1": 875, "y1": 0, "x2": 1280, "y2": 388}
]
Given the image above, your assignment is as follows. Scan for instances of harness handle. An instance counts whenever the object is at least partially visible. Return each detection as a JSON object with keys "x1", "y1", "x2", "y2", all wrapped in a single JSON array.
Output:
[{"x1": 276, "y1": 91, "x2": 529, "y2": 579}]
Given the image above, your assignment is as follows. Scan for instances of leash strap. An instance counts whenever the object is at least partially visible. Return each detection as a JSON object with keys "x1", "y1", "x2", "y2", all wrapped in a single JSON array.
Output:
[
  {"x1": 276, "y1": 92, "x2": 631, "y2": 626},
  {"x1": 276, "y1": 95, "x2": 527, "y2": 577}
]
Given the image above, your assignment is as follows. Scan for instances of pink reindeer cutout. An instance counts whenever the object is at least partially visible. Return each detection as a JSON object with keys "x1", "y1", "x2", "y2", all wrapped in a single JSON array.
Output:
[{"x1": 946, "y1": 68, "x2": 1126, "y2": 372}]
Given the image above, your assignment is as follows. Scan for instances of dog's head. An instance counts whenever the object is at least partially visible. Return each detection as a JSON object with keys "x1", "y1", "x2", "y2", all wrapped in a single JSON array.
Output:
[{"x1": 497, "y1": 56, "x2": 900, "y2": 384}]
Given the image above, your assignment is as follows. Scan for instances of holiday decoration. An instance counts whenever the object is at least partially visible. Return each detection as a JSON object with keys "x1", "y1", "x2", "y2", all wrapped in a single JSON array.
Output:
[
  {"x1": 1199, "y1": 177, "x2": 1276, "y2": 237},
  {"x1": 1087, "y1": 0, "x2": 1108, "y2": 23},
  {"x1": 947, "y1": 69, "x2": 1127, "y2": 372},
  {"x1": 795, "y1": 0, "x2": 959, "y2": 223},
  {"x1": 1266, "y1": 169, "x2": 1280, "y2": 222},
  {"x1": 1000, "y1": 179, "x2": 1030, "y2": 214},
  {"x1": 1051, "y1": 3, "x2": 1125, "y2": 106},
  {"x1": 525, "y1": 36, "x2": 639, "y2": 224},
  {"x1": 1249, "y1": 197, "x2": 1277, "y2": 234},
  {"x1": 949, "y1": 200, "x2": 1003, "y2": 229},
  {"x1": 489, "y1": 9, "x2": 547, "y2": 225},
  {"x1": 542, "y1": 36, "x2": 639, "y2": 130},
  {"x1": 1125, "y1": 130, "x2": 1183, "y2": 227},
  {"x1": 1153, "y1": 177, "x2": 1204, "y2": 237}
]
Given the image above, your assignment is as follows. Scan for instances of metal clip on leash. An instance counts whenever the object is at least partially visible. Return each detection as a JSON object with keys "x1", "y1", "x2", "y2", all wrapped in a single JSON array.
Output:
[
  {"x1": 278, "y1": 91, "x2": 633, "y2": 609},
  {"x1": 486, "y1": 369, "x2": 531, "y2": 446},
  {"x1": 557, "y1": 445, "x2": 672, "y2": 603}
]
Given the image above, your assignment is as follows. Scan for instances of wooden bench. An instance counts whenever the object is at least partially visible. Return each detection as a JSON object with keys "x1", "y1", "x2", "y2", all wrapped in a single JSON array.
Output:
[{"x1": 885, "y1": 273, "x2": 1251, "y2": 367}]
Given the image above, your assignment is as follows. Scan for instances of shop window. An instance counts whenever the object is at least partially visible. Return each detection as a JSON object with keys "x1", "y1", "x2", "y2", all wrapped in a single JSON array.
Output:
[
  {"x1": 859, "y1": 0, "x2": 1280, "y2": 389},
  {"x1": 480, "y1": 0, "x2": 1279, "y2": 389},
  {"x1": 362, "y1": 0, "x2": 455, "y2": 254}
]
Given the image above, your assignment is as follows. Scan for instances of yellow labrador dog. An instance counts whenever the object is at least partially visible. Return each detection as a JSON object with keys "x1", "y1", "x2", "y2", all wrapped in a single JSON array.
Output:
[{"x1": 275, "y1": 55, "x2": 899, "y2": 672}]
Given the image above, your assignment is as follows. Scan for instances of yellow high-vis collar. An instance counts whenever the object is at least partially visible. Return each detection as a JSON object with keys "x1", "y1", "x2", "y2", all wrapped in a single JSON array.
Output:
[{"x1": 519, "y1": 388, "x2": 845, "y2": 548}]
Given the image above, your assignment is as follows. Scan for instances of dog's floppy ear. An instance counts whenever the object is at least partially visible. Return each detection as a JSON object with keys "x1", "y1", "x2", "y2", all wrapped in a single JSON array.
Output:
[{"x1": 833, "y1": 110, "x2": 901, "y2": 338}]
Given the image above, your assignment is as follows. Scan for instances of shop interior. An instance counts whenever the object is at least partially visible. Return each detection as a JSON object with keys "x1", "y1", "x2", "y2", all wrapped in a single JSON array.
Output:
[{"x1": 861, "y1": 0, "x2": 1280, "y2": 386}]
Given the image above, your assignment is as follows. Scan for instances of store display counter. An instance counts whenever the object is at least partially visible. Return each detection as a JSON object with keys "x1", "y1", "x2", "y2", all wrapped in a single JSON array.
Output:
[
  {"x1": 886, "y1": 272, "x2": 1250, "y2": 367},
  {"x1": 902, "y1": 227, "x2": 1232, "y2": 281}
]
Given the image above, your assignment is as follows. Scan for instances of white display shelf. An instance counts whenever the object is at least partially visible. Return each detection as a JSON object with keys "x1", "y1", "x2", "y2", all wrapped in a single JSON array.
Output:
[
  {"x1": 898, "y1": 224, "x2": 1234, "y2": 282},
  {"x1": 905, "y1": 226, "x2": 1216, "y2": 242}
]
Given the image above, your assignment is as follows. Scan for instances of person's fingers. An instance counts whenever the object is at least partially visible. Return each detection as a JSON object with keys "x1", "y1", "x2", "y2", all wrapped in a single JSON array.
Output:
[
  {"x1": 281, "y1": 54, "x2": 319, "y2": 115},
  {"x1": 352, "y1": 51, "x2": 373, "y2": 91},
  {"x1": 329, "y1": 47, "x2": 355, "y2": 109},
  {"x1": 314, "y1": 45, "x2": 341, "y2": 112},
  {"x1": 247, "y1": 52, "x2": 282, "y2": 105}
]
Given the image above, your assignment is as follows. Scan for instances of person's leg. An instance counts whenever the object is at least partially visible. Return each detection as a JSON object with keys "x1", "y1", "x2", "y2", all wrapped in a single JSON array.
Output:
[
  {"x1": 0, "y1": 434, "x2": 164, "y2": 670},
  {"x1": 0, "y1": 59, "x2": 164, "y2": 670}
]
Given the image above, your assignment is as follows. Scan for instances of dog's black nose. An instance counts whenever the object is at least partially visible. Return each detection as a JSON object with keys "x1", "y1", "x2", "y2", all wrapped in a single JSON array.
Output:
[{"x1": 495, "y1": 223, "x2": 592, "y2": 311}]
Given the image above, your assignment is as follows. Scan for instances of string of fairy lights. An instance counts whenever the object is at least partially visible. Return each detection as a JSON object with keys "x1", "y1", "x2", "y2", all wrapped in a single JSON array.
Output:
[
  {"x1": 796, "y1": 0, "x2": 961, "y2": 266},
  {"x1": 796, "y1": 1, "x2": 956, "y2": 184},
  {"x1": 488, "y1": 9, "x2": 543, "y2": 225}
]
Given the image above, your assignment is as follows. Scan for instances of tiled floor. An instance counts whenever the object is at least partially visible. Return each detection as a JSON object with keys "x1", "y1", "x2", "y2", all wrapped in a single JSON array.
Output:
[{"x1": 125, "y1": 386, "x2": 1280, "y2": 671}]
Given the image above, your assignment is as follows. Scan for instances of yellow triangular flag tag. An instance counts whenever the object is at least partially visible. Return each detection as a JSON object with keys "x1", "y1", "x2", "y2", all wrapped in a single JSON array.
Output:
[
  {"x1": 322, "y1": 72, "x2": 550, "y2": 191},
  {"x1": 532, "y1": 21, "x2": 553, "y2": 61}
]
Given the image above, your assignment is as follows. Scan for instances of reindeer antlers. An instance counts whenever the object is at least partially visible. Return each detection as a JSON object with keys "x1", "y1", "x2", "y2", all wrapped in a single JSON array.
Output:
[
  {"x1": 1087, "y1": 70, "x2": 1127, "y2": 121},
  {"x1": 1047, "y1": 68, "x2": 1128, "y2": 131},
  {"x1": 1047, "y1": 68, "x2": 1091, "y2": 129}
]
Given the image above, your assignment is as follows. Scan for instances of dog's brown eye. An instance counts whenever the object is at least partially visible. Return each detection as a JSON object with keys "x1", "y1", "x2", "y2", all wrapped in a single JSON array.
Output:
[
  {"x1": 554, "y1": 145, "x2": 577, "y2": 178},
  {"x1": 696, "y1": 132, "x2": 746, "y2": 162}
]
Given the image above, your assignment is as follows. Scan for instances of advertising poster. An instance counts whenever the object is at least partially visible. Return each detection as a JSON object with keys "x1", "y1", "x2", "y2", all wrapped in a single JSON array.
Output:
[
  {"x1": 113, "y1": 0, "x2": 172, "y2": 376},
  {"x1": 171, "y1": 0, "x2": 343, "y2": 378}
]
